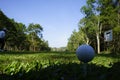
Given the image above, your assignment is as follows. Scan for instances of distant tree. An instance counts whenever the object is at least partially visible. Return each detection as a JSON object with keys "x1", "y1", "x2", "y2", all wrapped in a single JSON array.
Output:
[
  {"x1": 67, "y1": 28, "x2": 90, "y2": 51},
  {"x1": 14, "y1": 22, "x2": 28, "y2": 50},
  {"x1": 0, "y1": 10, "x2": 18, "y2": 50},
  {"x1": 0, "y1": 10, "x2": 50, "y2": 51},
  {"x1": 67, "y1": 30, "x2": 79, "y2": 51},
  {"x1": 27, "y1": 23, "x2": 43, "y2": 51}
]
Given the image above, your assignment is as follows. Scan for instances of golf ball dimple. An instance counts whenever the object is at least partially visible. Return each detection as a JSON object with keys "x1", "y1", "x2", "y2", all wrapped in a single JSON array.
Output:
[{"x1": 76, "y1": 44, "x2": 95, "y2": 63}]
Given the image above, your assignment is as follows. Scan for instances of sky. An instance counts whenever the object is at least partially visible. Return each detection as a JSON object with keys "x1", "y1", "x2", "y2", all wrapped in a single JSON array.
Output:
[{"x1": 0, "y1": 0, "x2": 86, "y2": 48}]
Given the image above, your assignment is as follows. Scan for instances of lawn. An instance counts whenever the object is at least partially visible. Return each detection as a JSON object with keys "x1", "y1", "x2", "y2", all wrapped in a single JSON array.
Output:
[{"x1": 0, "y1": 52, "x2": 120, "y2": 80}]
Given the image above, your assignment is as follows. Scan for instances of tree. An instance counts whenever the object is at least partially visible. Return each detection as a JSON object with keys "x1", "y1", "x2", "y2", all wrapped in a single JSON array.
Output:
[
  {"x1": 67, "y1": 0, "x2": 120, "y2": 54},
  {"x1": 27, "y1": 23, "x2": 43, "y2": 51},
  {"x1": 80, "y1": 0, "x2": 102, "y2": 53},
  {"x1": 0, "y1": 10, "x2": 50, "y2": 51},
  {"x1": 0, "y1": 10, "x2": 19, "y2": 50},
  {"x1": 67, "y1": 28, "x2": 90, "y2": 52},
  {"x1": 14, "y1": 22, "x2": 28, "y2": 50},
  {"x1": 98, "y1": 0, "x2": 120, "y2": 53},
  {"x1": 67, "y1": 30, "x2": 79, "y2": 51},
  {"x1": 27, "y1": 23, "x2": 43, "y2": 37}
]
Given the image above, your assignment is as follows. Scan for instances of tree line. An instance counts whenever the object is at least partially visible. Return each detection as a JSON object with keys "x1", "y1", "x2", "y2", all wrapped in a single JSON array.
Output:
[
  {"x1": 67, "y1": 0, "x2": 120, "y2": 54},
  {"x1": 0, "y1": 10, "x2": 50, "y2": 51}
]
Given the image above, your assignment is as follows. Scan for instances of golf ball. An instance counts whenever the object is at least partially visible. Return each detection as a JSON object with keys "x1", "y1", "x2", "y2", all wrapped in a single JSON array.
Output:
[{"x1": 76, "y1": 44, "x2": 95, "y2": 63}]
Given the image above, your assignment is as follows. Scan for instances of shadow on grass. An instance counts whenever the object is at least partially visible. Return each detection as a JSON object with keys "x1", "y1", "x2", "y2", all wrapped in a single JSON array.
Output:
[{"x1": 0, "y1": 62, "x2": 120, "y2": 80}]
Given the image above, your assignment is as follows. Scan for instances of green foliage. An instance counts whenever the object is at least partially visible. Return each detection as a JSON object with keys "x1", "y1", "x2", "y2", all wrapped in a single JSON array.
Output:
[
  {"x1": 0, "y1": 10, "x2": 50, "y2": 51},
  {"x1": 0, "y1": 52, "x2": 120, "y2": 80},
  {"x1": 67, "y1": 30, "x2": 80, "y2": 51},
  {"x1": 27, "y1": 23, "x2": 43, "y2": 38},
  {"x1": 67, "y1": 0, "x2": 120, "y2": 54}
]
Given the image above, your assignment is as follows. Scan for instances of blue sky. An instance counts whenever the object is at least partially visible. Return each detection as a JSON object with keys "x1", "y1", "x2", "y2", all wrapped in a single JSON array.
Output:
[{"x1": 0, "y1": 0, "x2": 86, "y2": 48}]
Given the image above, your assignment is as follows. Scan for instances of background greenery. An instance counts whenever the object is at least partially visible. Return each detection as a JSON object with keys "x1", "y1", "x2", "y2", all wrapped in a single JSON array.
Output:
[
  {"x1": 0, "y1": 10, "x2": 50, "y2": 51},
  {"x1": 0, "y1": 0, "x2": 120, "y2": 53},
  {"x1": 67, "y1": 0, "x2": 120, "y2": 54}
]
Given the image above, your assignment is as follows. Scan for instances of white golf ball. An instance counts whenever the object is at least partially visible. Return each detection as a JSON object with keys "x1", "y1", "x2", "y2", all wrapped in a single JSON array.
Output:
[{"x1": 76, "y1": 44, "x2": 95, "y2": 63}]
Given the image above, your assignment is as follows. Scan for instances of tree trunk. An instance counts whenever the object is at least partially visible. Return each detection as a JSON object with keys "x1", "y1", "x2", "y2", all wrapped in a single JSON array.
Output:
[
  {"x1": 96, "y1": 33, "x2": 100, "y2": 54},
  {"x1": 96, "y1": 16, "x2": 101, "y2": 54}
]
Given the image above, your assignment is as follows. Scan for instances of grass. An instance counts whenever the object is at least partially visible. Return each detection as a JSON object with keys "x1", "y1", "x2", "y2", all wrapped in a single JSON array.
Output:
[
  {"x1": 0, "y1": 52, "x2": 78, "y2": 72},
  {"x1": 0, "y1": 51, "x2": 120, "y2": 80}
]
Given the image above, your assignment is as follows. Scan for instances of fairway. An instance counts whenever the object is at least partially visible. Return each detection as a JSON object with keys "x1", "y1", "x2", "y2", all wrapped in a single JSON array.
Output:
[{"x1": 0, "y1": 52, "x2": 120, "y2": 80}]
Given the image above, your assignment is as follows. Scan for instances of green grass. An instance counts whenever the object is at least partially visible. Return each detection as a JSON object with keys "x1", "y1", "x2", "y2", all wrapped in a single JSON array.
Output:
[
  {"x1": 0, "y1": 52, "x2": 120, "y2": 80},
  {"x1": 0, "y1": 52, "x2": 78, "y2": 68}
]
